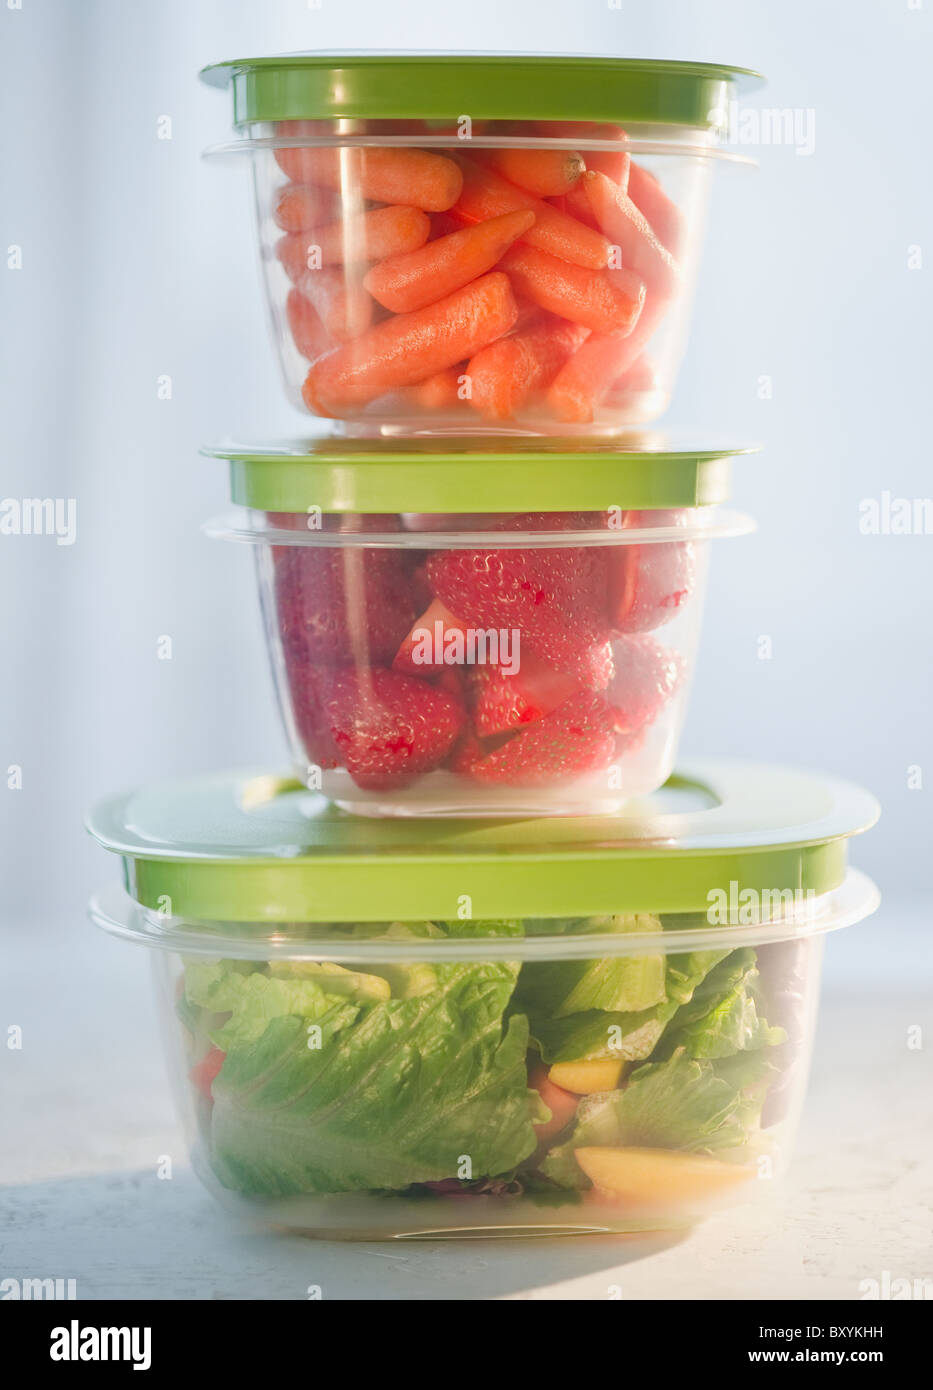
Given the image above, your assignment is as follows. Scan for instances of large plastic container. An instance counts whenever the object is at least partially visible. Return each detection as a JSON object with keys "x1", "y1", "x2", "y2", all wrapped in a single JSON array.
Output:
[
  {"x1": 86, "y1": 762, "x2": 880, "y2": 1241},
  {"x1": 204, "y1": 437, "x2": 756, "y2": 817},
  {"x1": 201, "y1": 54, "x2": 762, "y2": 435}
]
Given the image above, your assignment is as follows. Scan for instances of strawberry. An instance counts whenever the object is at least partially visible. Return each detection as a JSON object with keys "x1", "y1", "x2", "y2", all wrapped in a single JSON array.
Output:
[
  {"x1": 393, "y1": 597, "x2": 469, "y2": 676},
  {"x1": 286, "y1": 659, "x2": 341, "y2": 770},
  {"x1": 273, "y1": 545, "x2": 416, "y2": 665},
  {"x1": 320, "y1": 668, "x2": 465, "y2": 790},
  {"x1": 608, "y1": 509, "x2": 695, "y2": 635},
  {"x1": 447, "y1": 722, "x2": 488, "y2": 776},
  {"x1": 426, "y1": 515, "x2": 609, "y2": 675},
  {"x1": 467, "y1": 691, "x2": 616, "y2": 786},
  {"x1": 469, "y1": 641, "x2": 614, "y2": 737},
  {"x1": 608, "y1": 635, "x2": 683, "y2": 734}
]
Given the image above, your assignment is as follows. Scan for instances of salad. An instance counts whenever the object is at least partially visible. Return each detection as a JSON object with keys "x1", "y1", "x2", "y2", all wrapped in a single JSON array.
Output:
[{"x1": 179, "y1": 917, "x2": 792, "y2": 1224}]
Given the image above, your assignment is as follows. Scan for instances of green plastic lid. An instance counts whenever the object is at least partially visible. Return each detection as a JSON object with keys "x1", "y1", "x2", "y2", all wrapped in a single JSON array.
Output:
[
  {"x1": 86, "y1": 761, "x2": 879, "y2": 927},
  {"x1": 202, "y1": 437, "x2": 756, "y2": 514},
  {"x1": 200, "y1": 53, "x2": 763, "y2": 132}
]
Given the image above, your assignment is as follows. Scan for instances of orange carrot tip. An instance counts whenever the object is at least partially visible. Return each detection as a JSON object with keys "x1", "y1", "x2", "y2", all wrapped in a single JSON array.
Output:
[
  {"x1": 363, "y1": 208, "x2": 534, "y2": 314},
  {"x1": 297, "y1": 266, "x2": 373, "y2": 342},
  {"x1": 302, "y1": 271, "x2": 518, "y2": 416},
  {"x1": 482, "y1": 147, "x2": 585, "y2": 198}
]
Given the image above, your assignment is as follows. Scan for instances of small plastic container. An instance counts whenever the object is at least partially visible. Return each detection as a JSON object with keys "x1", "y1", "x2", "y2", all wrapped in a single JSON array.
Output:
[
  {"x1": 204, "y1": 437, "x2": 756, "y2": 817},
  {"x1": 201, "y1": 54, "x2": 762, "y2": 435},
  {"x1": 87, "y1": 762, "x2": 880, "y2": 1241}
]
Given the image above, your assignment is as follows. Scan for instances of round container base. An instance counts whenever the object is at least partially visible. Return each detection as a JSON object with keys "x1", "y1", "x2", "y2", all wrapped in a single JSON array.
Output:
[
  {"x1": 320, "y1": 767, "x2": 661, "y2": 819},
  {"x1": 322, "y1": 390, "x2": 669, "y2": 442},
  {"x1": 193, "y1": 1146, "x2": 739, "y2": 1240}
]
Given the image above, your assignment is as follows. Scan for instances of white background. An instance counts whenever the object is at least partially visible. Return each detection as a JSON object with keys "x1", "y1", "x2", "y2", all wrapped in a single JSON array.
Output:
[{"x1": 0, "y1": 0, "x2": 931, "y2": 1299}]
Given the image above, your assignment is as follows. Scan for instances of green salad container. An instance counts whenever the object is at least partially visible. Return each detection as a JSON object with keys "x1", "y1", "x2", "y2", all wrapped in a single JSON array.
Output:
[{"x1": 87, "y1": 760, "x2": 878, "y2": 1240}]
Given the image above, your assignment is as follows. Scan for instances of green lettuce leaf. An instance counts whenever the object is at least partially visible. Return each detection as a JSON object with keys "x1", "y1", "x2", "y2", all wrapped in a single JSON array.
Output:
[
  {"x1": 654, "y1": 950, "x2": 786, "y2": 1060},
  {"x1": 514, "y1": 915, "x2": 666, "y2": 1022},
  {"x1": 268, "y1": 959, "x2": 391, "y2": 1002},
  {"x1": 528, "y1": 949, "x2": 729, "y2": 1063},
  {"x1": 209, "y1": 955, "x2": 542, "y2": 1195}
]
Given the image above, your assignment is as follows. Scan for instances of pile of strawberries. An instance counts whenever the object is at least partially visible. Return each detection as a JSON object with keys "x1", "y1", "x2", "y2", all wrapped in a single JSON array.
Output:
[{"x1": 273, "y1": 512, "x2": 692, "y2": 792}]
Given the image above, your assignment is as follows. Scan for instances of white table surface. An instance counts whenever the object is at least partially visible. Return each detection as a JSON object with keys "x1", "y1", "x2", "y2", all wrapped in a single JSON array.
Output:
[{"x1": 2, "y1": 918, "x2": 930, "y2": 1301}]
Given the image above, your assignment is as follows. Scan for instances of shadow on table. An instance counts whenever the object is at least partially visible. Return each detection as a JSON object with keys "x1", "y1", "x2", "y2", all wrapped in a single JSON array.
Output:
[{"x1": 0, "y1": 1168, "x2": 690, "y2": 1301}]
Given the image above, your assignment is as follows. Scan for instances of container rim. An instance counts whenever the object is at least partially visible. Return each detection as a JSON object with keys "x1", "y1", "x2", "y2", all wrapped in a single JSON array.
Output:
[
  {"x1": 202, "y1": 438, "x2": 759, "y2": 514},
  {"x1": 202, "y1": 135, "x2": 757, "y2": 169},
  {"x1": 84, "y1": 762, "x2": 881, "y2": 923},
  {"x1": 203, "y1": 507, "x2": 757, "y2": 549},
  {"x1": 88, "y1": 869, "x2": 880, "y2": 962},
  {"x1": 199, "y1": 52, "x2": 765, "y2": 131}
]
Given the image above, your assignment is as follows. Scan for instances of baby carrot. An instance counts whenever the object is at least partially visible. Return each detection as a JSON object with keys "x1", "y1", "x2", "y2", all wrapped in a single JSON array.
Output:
[
  {"x1": 627, "y1": 161, "x2": 685, "y2": 257},
  {"x1": 398, "y1": 366, "x2": 466, "y2": 410},
  {"x1": 275, "y1": 206, "x2": 430, "y2": 268},
  {"x1": 273, "y1": 121, "x2": 331, "y2": 181},
  {"x1": 582, "y1": 170, "x2": 679, "y2": 298},
  {"x1": 466, "y1": 314, "x2": 589, "y2": 420},
  {"x1": 481, "y1": 148, "x2": 585, "y2": 197},
  {"x1": 273, "y1": 184, "x2": 343, "y2": 232},
  {"x1": 286, "y1": 288, "x2": 331, "y2": 361},
  {"x1": 303, "y1": 271, "x2": 519, "y2": 415},
  {"x1": 275, "y1": 146, "x2": 464, "y2": 212},
  {"x1": 363, "y1": 209, "x2": 534, "y2": 313},
  {"x1": 276, "y1": 233, "x2": 316, "y2": 284},
  {"x1": 298, "y1": 266, "x2": 373, "y2": 342},
  {"x1": 547, "y1": 295, "x2": 666, "y2": 422},
  {"x1": 614, "y1": 354, "x2": 659, "y2": 394},
  {"x1": 557, "y1": 182, "x2": 599, "y2": 229},
  {"x1": 500, "y1": 243, "x2": 645, "y2": 336},
  {"x1": 453, "y1": 157, "x2": 612, "y2": 270},
  {"x1": 535, "y1": 121, "x2": 630, "y2": 186}
]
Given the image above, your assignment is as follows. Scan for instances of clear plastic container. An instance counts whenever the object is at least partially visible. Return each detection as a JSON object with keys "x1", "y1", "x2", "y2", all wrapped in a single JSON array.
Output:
[
  {"x1": 86, "y1": 763, "x2": 880, "y2": 1240},
  {"x1": 204, "y1": 438, "x2": 755, "y2": 816},
  {"x1": 202, "y1": 55, "x2": 762, "y2": 435}
]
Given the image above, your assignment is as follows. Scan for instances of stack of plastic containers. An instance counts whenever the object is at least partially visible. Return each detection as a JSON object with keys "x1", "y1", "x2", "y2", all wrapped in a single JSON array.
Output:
[{"x1": 87, "y1": 56, "x2": 880, "y2": 1240}]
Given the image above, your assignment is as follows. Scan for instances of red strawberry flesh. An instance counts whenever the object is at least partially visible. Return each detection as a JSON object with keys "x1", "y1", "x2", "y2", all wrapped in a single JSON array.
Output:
[
  {"x1": 467, "y1": 690, "x2": 616, "y2": 787},
  {"x1": 319, "y1": 667, "x2": 464, "y2": 791}
]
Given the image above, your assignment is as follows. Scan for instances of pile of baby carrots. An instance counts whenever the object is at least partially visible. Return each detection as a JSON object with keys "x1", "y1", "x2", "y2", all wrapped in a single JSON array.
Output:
[{"x1": 272, "y1": 124, "x2": 684, "y2": 425}]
